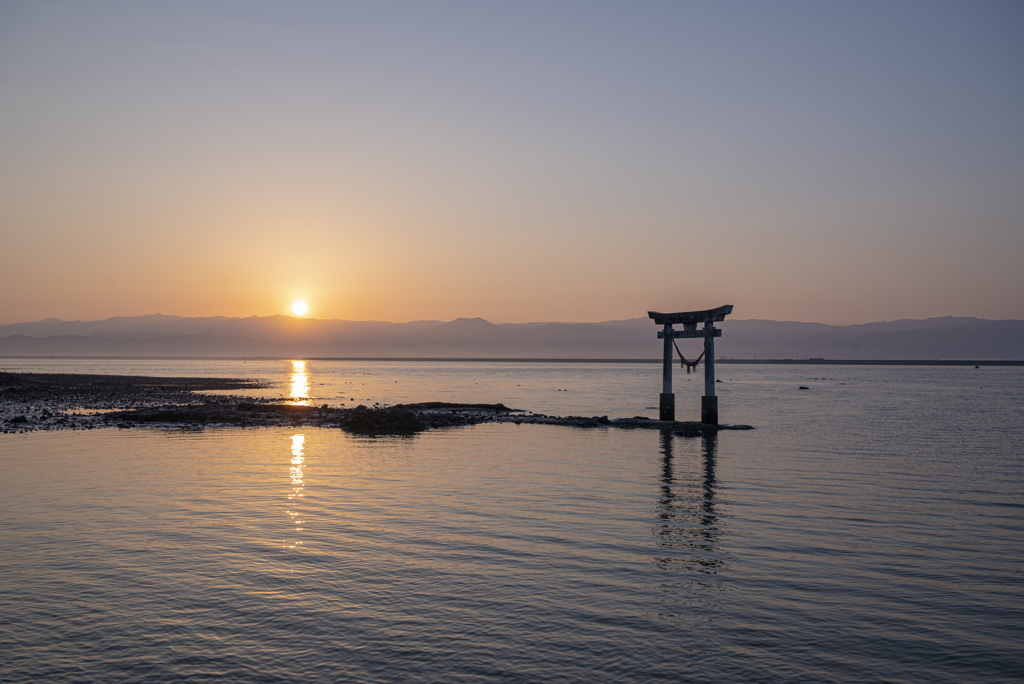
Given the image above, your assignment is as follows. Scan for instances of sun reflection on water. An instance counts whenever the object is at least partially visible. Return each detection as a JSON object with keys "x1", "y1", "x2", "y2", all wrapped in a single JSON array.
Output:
[
  {"x1": 285, "y1": 433, "x2": 305, "y2": 549},
  {"x1": 289, "y1": 359, "x2": 310, "y2": 405}
]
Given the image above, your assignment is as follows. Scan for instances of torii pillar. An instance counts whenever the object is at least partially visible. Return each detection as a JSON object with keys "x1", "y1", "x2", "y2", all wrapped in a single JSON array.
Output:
[{"x1": 649, "y1": 305, "x2": 734, "y2": 424}]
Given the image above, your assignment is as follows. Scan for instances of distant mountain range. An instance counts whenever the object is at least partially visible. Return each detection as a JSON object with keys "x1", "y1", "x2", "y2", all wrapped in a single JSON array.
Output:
[{"x1": 1, "y1": 313, "x2": 1022, "y2": 360}]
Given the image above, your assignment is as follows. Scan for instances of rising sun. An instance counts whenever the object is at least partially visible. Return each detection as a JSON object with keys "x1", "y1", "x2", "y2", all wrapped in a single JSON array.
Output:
[{"x1": 291, "y1": 300, "x2": 309, "y2": 316}]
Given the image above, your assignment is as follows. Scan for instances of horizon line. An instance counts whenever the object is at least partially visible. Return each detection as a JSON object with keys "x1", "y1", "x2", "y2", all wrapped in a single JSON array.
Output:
[
  {"x1": 1, "y1": 312, "x2": 1015, "y2": 328},
  {"x1": 2, "y1": 356, "x2": 1021, "y2": 366}
]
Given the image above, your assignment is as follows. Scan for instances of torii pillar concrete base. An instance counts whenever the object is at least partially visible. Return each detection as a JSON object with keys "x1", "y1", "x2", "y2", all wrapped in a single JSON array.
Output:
[
  {"x1": 701, "y1": 396, "x2": 718, "y2": 425},
  {"x1": 660, "y1": 393, "x2": 675, "y2": 422}
]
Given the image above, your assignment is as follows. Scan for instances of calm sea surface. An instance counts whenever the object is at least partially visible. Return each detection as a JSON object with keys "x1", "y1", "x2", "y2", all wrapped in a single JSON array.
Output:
[{"x1": 1, "y1": 359, "x2": 1022, "y2": 682}]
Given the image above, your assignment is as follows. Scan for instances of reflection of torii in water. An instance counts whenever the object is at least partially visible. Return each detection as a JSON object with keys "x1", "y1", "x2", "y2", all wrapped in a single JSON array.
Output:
[{"x1": 671, "y1": 338, "x2": 705, "y2": 374}]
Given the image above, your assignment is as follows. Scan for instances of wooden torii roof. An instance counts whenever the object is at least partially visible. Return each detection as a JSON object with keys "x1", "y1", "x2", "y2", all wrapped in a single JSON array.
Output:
[{"x1": 648, "y1": 305, "x2": 733, "y2": 326}]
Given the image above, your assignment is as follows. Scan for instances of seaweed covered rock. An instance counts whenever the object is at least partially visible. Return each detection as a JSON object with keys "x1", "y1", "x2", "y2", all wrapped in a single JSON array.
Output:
[{"x1": 338, "y1": 405, "x2": 428, "y2": 436}]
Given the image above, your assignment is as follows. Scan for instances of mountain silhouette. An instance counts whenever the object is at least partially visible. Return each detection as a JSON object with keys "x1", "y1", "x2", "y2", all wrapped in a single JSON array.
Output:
[{"x1": 1, "y1": 314, "x2": 1022, "y2": 359}]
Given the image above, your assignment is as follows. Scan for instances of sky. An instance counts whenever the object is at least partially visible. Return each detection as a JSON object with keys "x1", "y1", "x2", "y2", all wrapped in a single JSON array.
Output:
[{"x1": 1, "y1": 0, "x2": 1022, "y2": 326}]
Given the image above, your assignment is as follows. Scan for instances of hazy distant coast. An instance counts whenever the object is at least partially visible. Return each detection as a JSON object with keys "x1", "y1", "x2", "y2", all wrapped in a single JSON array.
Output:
[{"x1": 2, "y1": 314, "x2": 1023, "y2": 361}]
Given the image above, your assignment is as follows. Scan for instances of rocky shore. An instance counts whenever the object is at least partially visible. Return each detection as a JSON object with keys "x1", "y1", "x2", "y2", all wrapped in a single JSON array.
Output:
[{"x1": 0, "y1": 372, "x2": 752, "y2": 436}]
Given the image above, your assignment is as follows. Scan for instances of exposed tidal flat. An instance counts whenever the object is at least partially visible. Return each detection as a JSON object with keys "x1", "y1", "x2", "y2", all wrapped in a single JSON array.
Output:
[
  {"x1": 0, "y1": 370, "x2": 747, "y2": 436},
  {"x1": 1, "y1": 359, "x2": 1022, "y2": 682}
]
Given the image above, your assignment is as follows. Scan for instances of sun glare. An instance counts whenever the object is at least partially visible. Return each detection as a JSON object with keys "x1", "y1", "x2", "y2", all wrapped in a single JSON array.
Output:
[
  {"x1": 291, "y1": 300, "x2": 308, "y2": 316},
  {"x1": 289, "y1": 359, "x2": 310, "y2": 405}
]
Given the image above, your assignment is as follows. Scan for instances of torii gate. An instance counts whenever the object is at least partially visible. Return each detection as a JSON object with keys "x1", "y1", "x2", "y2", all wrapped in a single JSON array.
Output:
[{"x1": 648, "y1": 305, "x2": 734, "y2": 424}]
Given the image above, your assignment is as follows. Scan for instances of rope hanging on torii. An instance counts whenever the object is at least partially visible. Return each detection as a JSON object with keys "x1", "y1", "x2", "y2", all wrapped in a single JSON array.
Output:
[{"x1": 671, "y1": 337, "x2": 705, "y2": 374}]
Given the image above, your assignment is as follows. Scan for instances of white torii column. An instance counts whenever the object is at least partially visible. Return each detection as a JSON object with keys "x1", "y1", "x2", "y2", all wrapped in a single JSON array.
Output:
[
  {"x1": 702, "y1": 321, "x2": 717, "y2": 424},
  {"x1": 661, "y1": 323, "x2": 674, "y2": 421}
]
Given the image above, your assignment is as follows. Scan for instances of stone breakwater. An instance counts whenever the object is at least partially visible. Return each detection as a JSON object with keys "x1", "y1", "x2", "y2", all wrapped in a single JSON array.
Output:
[{"x1": 0, "y1": 372, "x2": 752, "y2": 436}]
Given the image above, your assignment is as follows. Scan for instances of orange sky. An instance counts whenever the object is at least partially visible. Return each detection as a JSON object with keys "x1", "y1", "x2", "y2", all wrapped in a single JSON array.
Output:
[{"x1": 1, "y1": 2, "x2": 1022, "y2": 326}]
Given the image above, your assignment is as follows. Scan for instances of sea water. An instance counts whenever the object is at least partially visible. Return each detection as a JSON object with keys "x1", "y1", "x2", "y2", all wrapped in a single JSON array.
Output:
[{"x1": 1, "y1": 360, "x2": 1022, "y2": 682}]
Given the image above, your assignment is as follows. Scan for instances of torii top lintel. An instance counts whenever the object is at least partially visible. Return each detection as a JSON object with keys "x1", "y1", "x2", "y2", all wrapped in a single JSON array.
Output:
[{"x1": 648, "y1": 305, "x2": 734, "y2": 326}]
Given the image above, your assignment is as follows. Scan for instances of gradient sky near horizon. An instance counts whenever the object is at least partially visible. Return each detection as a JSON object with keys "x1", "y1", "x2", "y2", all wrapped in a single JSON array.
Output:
[{"x1": 1, "y1": 1, "x2": 1022, "y2": 326}]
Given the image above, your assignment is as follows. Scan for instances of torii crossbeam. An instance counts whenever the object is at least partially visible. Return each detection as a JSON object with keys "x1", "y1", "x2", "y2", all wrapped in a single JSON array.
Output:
[{"x1": 648, "y1": 305, "x2": 734, "y2": 424}]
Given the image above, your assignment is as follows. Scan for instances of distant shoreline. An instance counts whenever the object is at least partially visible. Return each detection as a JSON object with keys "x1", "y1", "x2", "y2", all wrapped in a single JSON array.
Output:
[{"x1": 2, "y1": 356, "x2": 1023, "y2": 366}]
